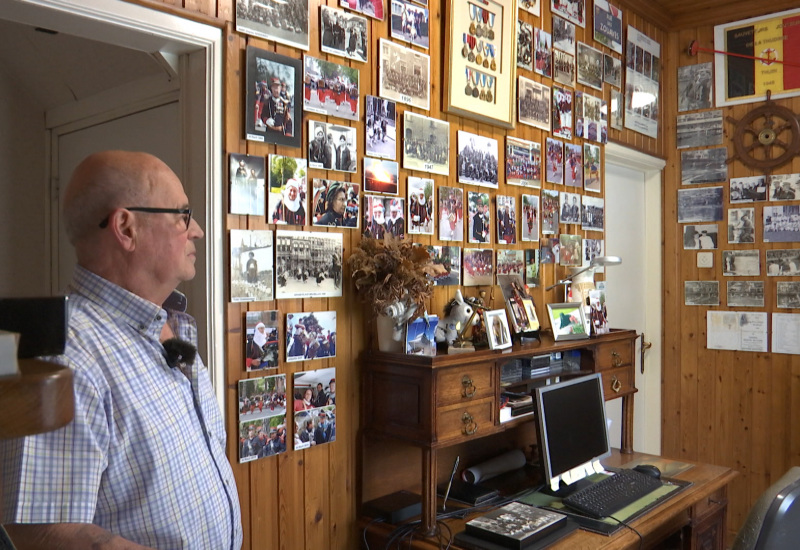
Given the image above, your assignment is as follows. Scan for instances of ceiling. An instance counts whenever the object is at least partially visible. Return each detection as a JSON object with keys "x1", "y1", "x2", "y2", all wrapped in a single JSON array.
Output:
[{"x1": 629, "y1": 0, "x2": 800, "y2": 30}]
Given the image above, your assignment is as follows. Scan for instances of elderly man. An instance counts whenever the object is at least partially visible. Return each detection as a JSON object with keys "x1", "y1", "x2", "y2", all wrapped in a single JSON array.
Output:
[{"x1": 0, "y1": 151, "x2": 242, "y2": 549}]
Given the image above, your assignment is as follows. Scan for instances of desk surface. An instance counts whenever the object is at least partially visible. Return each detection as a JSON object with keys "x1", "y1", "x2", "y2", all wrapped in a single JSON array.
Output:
[{"x1": 362, "y1": 449, "x2": 738, "y2": 550}]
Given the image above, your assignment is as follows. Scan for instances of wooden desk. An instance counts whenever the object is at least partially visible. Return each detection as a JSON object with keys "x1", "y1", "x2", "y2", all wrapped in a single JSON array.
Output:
[{"x1": 361, "y1": 450, "x2": 738, "y2": 550}]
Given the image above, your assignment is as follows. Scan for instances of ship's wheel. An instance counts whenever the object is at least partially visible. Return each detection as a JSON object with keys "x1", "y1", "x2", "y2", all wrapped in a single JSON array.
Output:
[{"x1": 726, "y1": 91, "x2": 800, "y2": 175}]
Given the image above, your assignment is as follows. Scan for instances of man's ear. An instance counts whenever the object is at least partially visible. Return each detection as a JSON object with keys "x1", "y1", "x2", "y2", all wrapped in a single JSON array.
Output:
[{"x1": 109, "y1": 209, "x2": 138, "y2": 251}]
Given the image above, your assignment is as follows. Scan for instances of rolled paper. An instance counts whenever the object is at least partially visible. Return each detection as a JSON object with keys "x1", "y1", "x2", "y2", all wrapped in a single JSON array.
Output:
[{"x1": 462, "y1": 449, "x2": 527, "y2": 484}]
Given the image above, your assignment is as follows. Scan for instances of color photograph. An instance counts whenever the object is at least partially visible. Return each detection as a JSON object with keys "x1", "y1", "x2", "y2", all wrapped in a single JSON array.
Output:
[
  {"x1": 439, "y1": 186, "x2": 464, "y2": 241},
  {"x1": 238, "y1": 373, "x2": 288, "y2": 463},
  {"x1": 407, "y1": 177, "x2": 434, "y2": 235},
  {"x1": 390, "y1": 0, "x2": 429, "y2": 48},
  {"x1": 229, "y1": 153, "x2": 266, "y2": 216},
  {"x1": 363, "y1": 158, "x2": 399, "y2": 194},
  {"x1": 320, "y1": 6, "x2": 368, "y2": 62},
  {"x1": 245, "y1": 310, "x2": 280, "y2": 372},
  {"x1": 426, "y1": 245, "x2": 462, "y2": 286},
  {"x1": 541, "y1": 189, "x2": 560, "y2": 234},
  {"x1": 463, "y1": 248, "x2": 494, "y2": 286},
  {"x1": 310, "y1": 179, "x2": 360, "y2": 228},
  {"x1": 363, "y1": 195, "x2": 406, "y2": 239},
  {"x1": 506, "y1": 137, "x2": 542, "y2": 188},
  {"x1": 286, "y1": 311, "x2": 337, "y2": 362},
  {"x1": 293, "y1": 367, "x2": 336, "y2": 450},
  {"x1": 246, "y1": 47, "x2": 302, "y2": 147},
  {"x1": 496, "y1": 195, "x2": 517, "y2": 244},
  {"x1": 545, "y1": 137, "x2": 564, "y2": 185},
  {"x1": 521, "y1": 194, "x2": 540, "y2": 242},
  {"x1": 303, "y1": 55, "x2": 360, "y2": 121},
  {"x1": 268, "y1": 155, "x2": 308, "y2": 226},
  {"x1": 468, "y1": 191, "x2": 491, "y2": 244}
]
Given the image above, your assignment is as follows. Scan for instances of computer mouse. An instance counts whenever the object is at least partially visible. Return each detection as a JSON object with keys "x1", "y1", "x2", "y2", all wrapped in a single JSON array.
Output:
[{"x1": 633, "y1": 464, "x2": 661, "y2": 479}]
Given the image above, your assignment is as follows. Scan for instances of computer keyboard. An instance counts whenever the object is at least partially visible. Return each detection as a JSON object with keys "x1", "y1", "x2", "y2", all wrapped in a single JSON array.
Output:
[{"x1": 561, "y1": 468, "x2": 663, "y2": 519}]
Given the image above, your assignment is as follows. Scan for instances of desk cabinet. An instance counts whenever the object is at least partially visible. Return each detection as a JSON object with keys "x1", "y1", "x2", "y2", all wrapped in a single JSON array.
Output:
[{"x1": 361, "y1": 329, "x2": 639, "y2": 534}]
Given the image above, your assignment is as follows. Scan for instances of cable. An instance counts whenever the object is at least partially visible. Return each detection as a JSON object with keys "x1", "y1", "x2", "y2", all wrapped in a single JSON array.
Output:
[
  {"x1": 608, "y1": 515, "x2": 644, "y2": 550},
  {"x1": 361, "y1": 516, "x2": 384, "y2": 550}
]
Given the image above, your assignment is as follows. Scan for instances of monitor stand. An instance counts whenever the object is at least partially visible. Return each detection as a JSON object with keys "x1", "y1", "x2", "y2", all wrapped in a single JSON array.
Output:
[{"x1": 539, "y1": 476, "x2": 595, "y2": 499}]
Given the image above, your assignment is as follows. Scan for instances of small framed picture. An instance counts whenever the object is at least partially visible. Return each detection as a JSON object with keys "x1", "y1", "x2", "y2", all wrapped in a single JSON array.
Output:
[
  {"x1": 547, "y1": 302, "x2": 589, "y2": 341},
  {"x1": 484, "y1": 309, "x2": 512, "y2": 350}
]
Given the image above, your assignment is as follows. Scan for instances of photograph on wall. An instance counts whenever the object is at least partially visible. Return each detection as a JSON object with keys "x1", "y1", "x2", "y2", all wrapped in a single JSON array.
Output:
[
  {"x1": 506, "y1": 137, "x2": 542, "y2": 188},
  {"x1": 677, "y1": 62, "x2": 713, "y2": 112},
  {"x1": 525, "y1": 249, "x2": 540, "y2": 286},
  {"x1": 564, "y1": 143, "x2": 583, "y2": 188},
  {"x1": 610, "y1": 88, "x2": 623, "y2": 130},
  {"x1": 583, "y1": 238, "x2": 603, "y2": 267},
  {"x1": 518, "y1": 76, "x2": 551, "y2": 130},
  {"x1": 769, "y1": 173, "x2": 800, "y2": 201},
  {"x1": 727, "y1": 281, "x2": 764, "y2": 308},
  {"x1": 468, "y1": 191, "x2": 491, "y2": 244},
  {"x1": 246, "y1": 47, "x2": 301, "y2": 147},
  {"x1": 245, "y1": 311, "x2": 280, "y2": 371},
  {"x1": 406, "y1": 315, "x2": 438, "y2": 355},
  {"x1": 574, "y1": 91, "x2": 596, "y2": 140},
  {"x1": 340, "y1": 0, "x2": 384, "y2": 19},
  {"x1": 540, "y1": 237, "x2": 560, "y2": 263},
  {"x1": 378, "y1": 38, "x2": 430, "y2": 110},
  {"x1": 723, "y1": 250, "x2": 760, "y2": 276},
  {"x1": 402, "y1": 111, "x2": 450, "y2": 175},
  {"x1": 363, "y1": 195, "x2": 406, "y2": 239},
  {"x1": 463, "y1": 248, "x2": 494, "y2": 286},
  {"x1": 559, "y1": 233, "x2": 582, "y2": 266},
  {"x1": 286, "y1": 311, "x2": 337, "y2": 362},
  {"x1": 676, "y1": 110, "x2": 723, "y2": 149},
  {"x1": 236, "y1": 0, "x2": 309, "y2": 51},
  {"x1": 517, "y1": 20, "x2": 534, "y2": 71},
  {"x1": 583, "y1": 143, "x2": 601, "y2": 192},
  {"x1": 680, "y1": 148, "x2": 727, "y2": 185},
  {"x1": 230, "y1": 153, "x2": 266, "y2": 216},
  {"x1": 624, "y1": 26, "x2": 660, "y2": 139},
  {"x1": 497, "y1": 195, "x2": 517, "y2": 244},
  {"x1": 458, "y1": 131, "x2": 499, "y2": 188},
  {"x1": 534, "y1": 28, "x2": 553, "y2": 78},
  {"x1": 604, "y1": 54, "x2": 621, "y2": 87},
  {"x1": 730, "y1": 176, "x2": 767, "y2": 203},
  {"x1": 497, "y1": 250, "x2": 524, "y2": 278},
  {"x1": 275, "y1": 230, "x2": 343, "y2": 298},
  {"x1": 552, "y1": 86, "x2": 573, "y2": 139},
  {"x1": 581, "y1": 195, "x2": 604, "y2": 232},
  {"x1": 363, "y1": 158, "x2": 399, "y2": 194},
  {"x1": 683, "y1": 224, "x2": 719, "y2": 250},
  {"x1": 728, "y1": 207, "x2": 756, "y2": 244},
  {"x1": 678, "y1": 187, "x2": 724, "y2": 223},
  {"x1": 390, "y1": 0, "x2": 429, "y2": 48},
  {"x1": 408, "y1": 177, "x2": 434, "y2": 235},
  {"x1": 366, "y1": 95, "x2": 397, "y2": 160},
  {"x1": 439, "y1": 186, "x2": 464, "y2": 241},
  {"x1": 764, "y1": 205, "x2": 800, "y2": 243},
  {"x1": 267, "y1": 155, "x2": 308, "y2": 226},
  {"x1": 767, "y1": 250, "x2": 800, "y2": 275},
  {"x1": 593, "y1": 0, "x2": 622, "y2": 53},
  {"x1": 576, "y1": 42, "x2": 603, "y2": 90},
  {"x1": 426, "y1": 245, "x2": 462, "y2": 285},
  {"x1": 553, "y1": 50, "x2": 576, "y2": 88},
  {"x1": 545, "y1": 137, "x2": 564, "y2": 185},
  {"x1": 551, "y1": 0, "x2": 585, "y2": 27},
  {"x1": 777, "y1": 282, "x2": 800, "y2": 308},
  {"x1": 303, "y1": 55, "x2": 360, "y2": 121},
  {"x1": 293, "y1": 367, "x2": 336, "y2": 450},
  {"x1": 320, "y1": 6, "x2": 368, "y2": 62},
  {"x1": 552, "y1": 15, "x2": 575, "y2": 54},
  {"x1": 311, "y1": 179, "x2": 360, "y2": 228},
  {"x1": 307, "y1": 121, "x2": 357, "y2": 172},
  {"x1": 238, "y1": 373, "x2": 288, "y2": 463},
  {"x1": 519, "y1": 0, "x2": 540, "y2": 16},
  {"x1": 684, "y1": 281, "x2": 719, "y2": 306},
  {"x1": 708, "y1": 312, "x2": 768, "y2": 352},
  {"x1": 541, "y1": 189, "x2": 560, "y2": 234},
  {"x1": 559, "y1": 191, "x2": 581, "y2": 225},
  {"x1": 231, "y1": 229, "x2": 274, "y2": 302},
  {"x1": 521, "y1": 194, "x2": 540, "y2": 242}
]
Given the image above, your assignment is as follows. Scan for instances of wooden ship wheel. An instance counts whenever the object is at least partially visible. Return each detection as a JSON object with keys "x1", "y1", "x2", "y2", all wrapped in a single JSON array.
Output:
[{"x1": 726, "y1": 91, "x2": 800, "y2": 175}]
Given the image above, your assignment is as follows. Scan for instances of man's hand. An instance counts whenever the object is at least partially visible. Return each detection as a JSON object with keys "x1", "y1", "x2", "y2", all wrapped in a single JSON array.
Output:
[{"x1": 4, "y1": 523, "x2": 154, "y2": 550}]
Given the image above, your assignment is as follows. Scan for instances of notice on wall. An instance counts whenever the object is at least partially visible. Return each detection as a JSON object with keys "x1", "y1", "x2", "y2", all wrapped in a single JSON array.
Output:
[
  {"x1": 707, "y1": 311, "x2": 768, "y2": 352},
  {"x1": 772, "y1": 313, "x2": 800, "y2": 354}
]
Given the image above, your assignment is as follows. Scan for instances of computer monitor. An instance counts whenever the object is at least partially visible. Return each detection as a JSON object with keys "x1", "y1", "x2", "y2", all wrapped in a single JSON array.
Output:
[{"x1": 533, "y1": 373, "x2": 611, "y2": 494}]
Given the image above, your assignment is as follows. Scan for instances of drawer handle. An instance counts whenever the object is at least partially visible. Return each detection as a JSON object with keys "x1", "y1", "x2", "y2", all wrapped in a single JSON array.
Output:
[
  {"x1": 461, "y1": 375, "x2": 477, "y2": 398},
  {"x1": 461, "y1": 412, "x2": 478, "y2": 435},
  {"x1": 611, "y1": 350, "x2": 622, "y2": 367},
  {"x1": 611, "y1": 376, "x2": 622, "y2": 393}
]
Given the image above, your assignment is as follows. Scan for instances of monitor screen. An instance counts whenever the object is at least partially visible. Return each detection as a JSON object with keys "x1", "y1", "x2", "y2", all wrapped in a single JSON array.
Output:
[{"x1": 533, "y1": 373, "x2": 611, "y2": 487}]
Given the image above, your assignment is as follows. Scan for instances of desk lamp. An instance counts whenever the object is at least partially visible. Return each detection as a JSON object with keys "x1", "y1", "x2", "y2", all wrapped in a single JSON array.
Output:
[{"x1": 545, "y1": 255, "x2": 623, "y2": 304}]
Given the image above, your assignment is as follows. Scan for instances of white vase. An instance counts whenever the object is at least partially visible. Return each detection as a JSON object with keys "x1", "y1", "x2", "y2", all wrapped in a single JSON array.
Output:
[{"x1": 376, "y1": 314, "x2": 406, "y2": 353}]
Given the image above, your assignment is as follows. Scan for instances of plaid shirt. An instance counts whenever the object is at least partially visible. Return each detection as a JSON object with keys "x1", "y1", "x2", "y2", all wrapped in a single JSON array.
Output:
[{"x1": 0, "y1": 266, "x2": 242, "y2": 549}]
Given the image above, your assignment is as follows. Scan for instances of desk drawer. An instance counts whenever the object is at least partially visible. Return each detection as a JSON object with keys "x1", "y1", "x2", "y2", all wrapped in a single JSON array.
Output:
[
  {"x1": 692, "y1": 485, "x2": 727, "y2": 522},
  {"x1": 594, "y1": 341, "x2": 633, "y2": 370},
  {"x1": 436, "y1": 367, "x2": 495, "y2": 406},
  {"x1": 601, "y1": 366, "x2": 634, "y2": 398},
  {"x1": 435, "y1": 399, "x2": 495, "y2": 443}
]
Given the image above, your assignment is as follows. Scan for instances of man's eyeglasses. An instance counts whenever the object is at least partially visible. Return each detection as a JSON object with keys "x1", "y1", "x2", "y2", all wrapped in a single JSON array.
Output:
[{"x1": 99, "y1": 207, "x2": 193, "y2": 230}]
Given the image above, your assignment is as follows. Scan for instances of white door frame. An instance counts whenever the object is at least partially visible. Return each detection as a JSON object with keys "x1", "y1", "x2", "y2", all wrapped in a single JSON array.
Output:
[
  {"x1": 3, "y1": 0, "x2": 226, "y2": 406},
  {"x1": 605, "y1": 143, "x2": 665, "y2": 454}
]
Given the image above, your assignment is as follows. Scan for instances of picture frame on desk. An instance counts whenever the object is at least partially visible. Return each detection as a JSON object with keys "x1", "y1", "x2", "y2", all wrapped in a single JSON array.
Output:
[
  {"x1": 484, "y1": 309, "x2": 512, "y2": 350},
  {"x1": 547, "y1": 302, "x2": 588, "y2": 341}
]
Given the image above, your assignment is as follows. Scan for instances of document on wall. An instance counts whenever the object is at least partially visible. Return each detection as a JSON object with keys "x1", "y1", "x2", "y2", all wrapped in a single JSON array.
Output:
[
  {"x1": 707, "y1": 311, "x2": 767, "y2": 352},
  {"x1": 772, "y1": 313, "x2": 800, "y2": 355}
]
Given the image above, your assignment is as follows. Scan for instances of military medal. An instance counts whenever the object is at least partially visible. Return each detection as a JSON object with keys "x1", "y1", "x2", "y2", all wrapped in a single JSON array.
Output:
[
  {"x1": 475, "y1": 7, "x2": 483, "y2": 38},
  {"x1": 462, "y1": 33, "x2": 469, "y2": 58},
  {"x1": 483, "y1": 44, "x2": 490, "y2": 68},
  {"x1": 476, "y1": 40, "x2": 483, "y2": 65},
  {"x1": 486, "y1": 76, "x2": 494, "y2": 102},
  {"x1": 481, "y1": 9, "x2": 490, "y2": 40},
  {"x1": 471, "y1": 71, "x2": 480, "y2": 98},
  {"x1": 489, "y1": 44, "x2": 497, "y2": 71},
  {"x1": 469, "y1": 5, "x2": 477, "y2": 36},
  {"x1": 479, "y1": 73, "x2": 486, "y2": 101},
  {"x1": 465, "y1": 68, "x2": 473, "y2": 96},
  {"x1": 467, "y1": 35, "x2": 476, "y2": 63},
  {"x1": 488, "y1": 12, "x2": 495, "y2": 40}
]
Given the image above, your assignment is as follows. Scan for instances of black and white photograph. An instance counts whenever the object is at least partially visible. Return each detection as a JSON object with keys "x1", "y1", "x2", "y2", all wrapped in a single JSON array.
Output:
[
  {"x1": 230, "y1": 153, "x2": 266, "y2": 216},
  {"x1": 680, "y1": 148, "x2": 727, "y2": 185},
  {"x1": 293, "y1": 367, "x2": 336, "y2": 451},
  {"x1": 559, "y1": 233, "x2": 582, "y2": 266},
  {"x1": 497, "y1": 250, "x2": 524, "y2": 277},
  {"x1": 676, "y1": 110, "x2": 724, "y2": 149},
  {"x1": 683, "y1": 224, "x2": 719, "y2": 249},
  {"x1": 506, "y1": 137, "x2": 542, "y2": 188},
  {"x1": 766, "y1": 249, "x2": 800, "y2": 275},
  {"x1": 245, "y1": 311, "x2": 280, "y2": 372},
  {"x1": 340, "y1": 0, "x2": 384, "y2": 19},
  {"x1": 564, "y1": 143, "x2": 582, "y2": 187},
  {"x1": 408, "y1": 177, "x2": 434, "y2": 235},
  {"x1": 231, "y1": 229, "x2": 274, "y2": 302},
  {"x1": 238, "y1": 374, "x2": 288, "y2": 463},
  {"x1": 583, "y1": 238, "x2": 603, "y2": 266},
  {"x1": 468, "y1": 191, "x2": 491, "y2": 244},
  {"x1": 522, "y1": 194, "x2": 540, "y2": 242},
  {"x1": 390, "y1": 0, "x2": 429, "y2": 48},
  {"x1": 624, "y1": 26, "x2": 660, "y2": 138},
  {"x1": 365, "y1": 95, "x2": 397, "y2": 160},
  {"x1": 727, "y1": 281, "x2": 764, "y2": 308},
  {"x1": 552, "y1": 85, "x2": 573, "y2": 139},
  {"x1": 677, "y1": 62, "x2": 713, "y2": 112},
  {"x1": 551, "y1": 0, "x2": 585, "y2": 27},
  {"x1": 583, "y1": 143, "x2": 601, "y2": 192},
  {"x1": 777, "y1": 282, "x2": 800, "y2": 308},
  {"x1": 363, "y1": 158, "x2": 399, "y2": 194},
  {"x1": 439, "y1": 186, "x2": 464, "y2": 241},
  {"x1": 581, "y1": 195, "x2": 604, "y2": 231},
  {"x1": 730, "y1": 176, "x2": 767, "y2": 203},
  {"x1": 553, "y1": 49, "x2": 576, "y2": 87},
  {"x1": 559, "y1": 191, "x2": 581, "y2": 224},
  {"x1": 684, "y1": 281, "x2": 719, "y2": 306},
  {"x1": 303, "y1": 55, "x2": 360, "y2": 121},
  {"x1": 307, "y1": 121, "x2": 358, "y2": 172},
  {"x1": 320, "y1": 6, "x2": 368, "y2": 62},
  {"x1": 457, "y1": 130, "x2": 499, "y2": 188},
  {"x1": 727, "y1": 207, "x2": 755, "y2": 244},
  {"x1": 268, "y1": 155, "x2": 308, "y2": 226},
  {"x1": 534, "y1": 28, "x2": 553, "y2": 78},
  {"x1": 603, "y1": 54, "x2": 621, "y2": 87},
  {"x1": 425, "y1": 245, "x2": 461, "y2": 286},
  {"x1": 593, "y1": 0, "x2": 622, "y2": 53},
  {"x1": 576, "y1": 41, "x2": 603, "y2": 90},
  {"x1": 463, "y1": 248, "x2": 494, "y2": 286},
  {"x1": 363, "y1": 195, "x2": 406, "y2": 239},
  {"x1": 403, "y1": 111, "x2": 450, "y2": 175},
  {"x1": 517, "y1": 20, "x2": 534, "y2": 71},
  {"x1": 497, "y1": 195, "x2": 517, "y2": 244},
  {"x1": 518, "y1": 76, "x2": 551, "y2": 130},
  {"x1": 519, "y1": 0, "x2": 540, "y2": 16},
  {"x1": 484, "y1": 309, "x2": 512, "y2": 349},
  {"x1": 540, "y1": 236, "x2": 561, "y2": 263},
  {"x1": 545, "y1": 137, "x2": 564, "y2": 185},
  {"x1": 310, "y1": 179, "x2": 360, "y2": 228},
  {"x1": 610, "y1": 88, "x2": 623, "y2": 130},
  {"x1": 246, "y1": 47, "x2": 302, "y2": 148},
  {"x1": 378, "y1": 38, "x2": 430, "y2": 110},
  {"x1": 723, "y1": 250, "x2": 760, "y2": 276},
  {"x1": 541, "y1": 189, "x2": 560, "y2": 234},
  {"x1": 764, "y1": 205, "x2": 800, "y2": 243},
  {"x1": 574, "y1": 91, "x2": 600, "y2": 141},
  {"x1": 552, "y1": 15, "x2": 575, "y2": 54},
  {"x1": 769, "y1": 173, "x2": 800, "y2": 201},
  {"x1": 285, "y1": 311, "x2": 337, "y2": 362},
  {"x1": 236, "y1": 0, "x2": 309, "y2": 50},
  {"x1": 525, "y1": 249, "x2": 540, "y2": 286},
  {"x1": 275, "y1": 230, "x2": 343, "y2": 298},
  {"x1": 678, "y1": 186, "x2": 724, "y2": 223}
]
